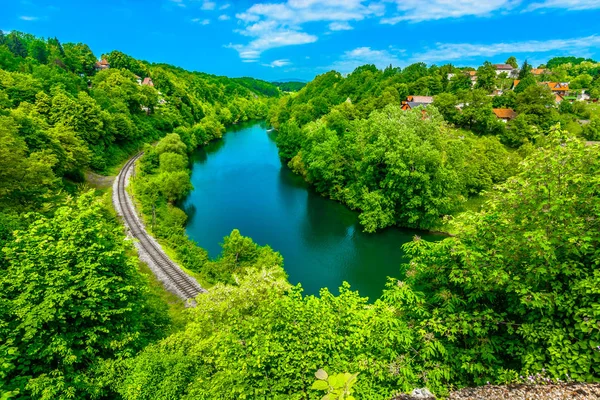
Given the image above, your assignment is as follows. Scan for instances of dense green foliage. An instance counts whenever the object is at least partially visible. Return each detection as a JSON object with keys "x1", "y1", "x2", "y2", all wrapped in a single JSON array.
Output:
[
  {"x1": 274, "y1": 103, "x2": 518, "y2": 231},
  {"x1": 0, "y1": 194, "x2": 171, "y2": 399}
]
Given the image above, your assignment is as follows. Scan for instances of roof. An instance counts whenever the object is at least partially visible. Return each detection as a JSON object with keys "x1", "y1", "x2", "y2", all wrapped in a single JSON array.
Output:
[
  {"x1": 531, "y1": 68, "x2": 547, "y2": 75},
  {"x1": 511, "y1": 80, "x2": 520, "y2": 89},
  {"x1": 142, "y1": 77, "x2": 154, "y2": 86},
  {"x1": 407, "y1": 95, "x2": 434, "y2": 104},
  {"x1": 407, "y1": 102, "x2": 430, "y2": 109},
  {"x1": 467, "y1": 71, "x2": 477, "y2": 76},
  {"x1": 98, "y1": 59, "x2": 109, "y2": 66},
  {"x1": 492, "y1": 108, "x2": 517, "y2": 120},
  {"x1": 541, "y1": 82, "x2": 569, "y2": 91},
  {"x1": 555, "y1": 94, "x2": 564, "y2": 103},
  {"x1": 494, "y1": 64, "x2": 514, "y2": 70}
]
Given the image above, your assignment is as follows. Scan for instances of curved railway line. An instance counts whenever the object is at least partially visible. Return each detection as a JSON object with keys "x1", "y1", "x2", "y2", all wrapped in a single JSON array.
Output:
[{"x1": 113, "y1": 152, "x2": 206, "y2": 303}]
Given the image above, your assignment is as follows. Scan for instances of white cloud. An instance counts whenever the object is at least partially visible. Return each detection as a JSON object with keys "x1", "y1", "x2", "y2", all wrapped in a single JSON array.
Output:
[
  {"x1": 329, "y1": 21, "x2": 353, "y2": 31},
  {"x1": 192, "y1": 18, "x2": 211, "y2": 25},
  {"x1": 262, "y1": 59, "x2": 292, "y2": 67},
  {"x1": 526, "y1": 0, "x2": 600, "y2": 11},
  {"x1": 227, "y1": 23, "x2": 317, "y2": 60},
  {"x1": 19, "y1": 15, "x2": 39, "y2": 21},
  {"x1": 230, "y1": 0, "x2": 382, "y2": 61},
  {"x1": 410, "y1": 35, "x2": 600, "y2": 63},
  {"x1": 330, "y1": 46, "x2": 405, "y2": 73},
  {"x1": 382, "y1": 0, "x2": 520, "y2": 24},
  {"x1": 201, "y1": 1, "x2": 216, "y2": 10},
  {"x1": 218, "y1": 14, "x2": 231, "y2": 20},
  {"x1": 219, "y1": 3, "x2": 230, "y2": 10}
]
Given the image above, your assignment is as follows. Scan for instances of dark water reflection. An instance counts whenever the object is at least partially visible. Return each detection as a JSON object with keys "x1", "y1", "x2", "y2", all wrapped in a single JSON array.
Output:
[{"x1": 181, "y1": 121, "x2": 441, "y2": 300}]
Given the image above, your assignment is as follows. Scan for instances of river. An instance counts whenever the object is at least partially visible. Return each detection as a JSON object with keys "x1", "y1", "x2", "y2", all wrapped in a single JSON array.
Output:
[{"x1": 181, "y1": 121, "x2": 440, "y2": 300}]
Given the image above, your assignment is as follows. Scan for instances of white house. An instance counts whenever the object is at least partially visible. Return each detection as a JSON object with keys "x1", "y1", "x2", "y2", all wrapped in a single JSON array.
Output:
[{"x1": 494, "y1": 64, "x2": 519, "y2": 78}]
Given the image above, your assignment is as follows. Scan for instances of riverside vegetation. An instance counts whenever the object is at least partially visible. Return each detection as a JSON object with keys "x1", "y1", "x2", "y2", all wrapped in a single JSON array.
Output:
[{"x1": 0, "y1": 31, "x2": 599, "y2": 399}]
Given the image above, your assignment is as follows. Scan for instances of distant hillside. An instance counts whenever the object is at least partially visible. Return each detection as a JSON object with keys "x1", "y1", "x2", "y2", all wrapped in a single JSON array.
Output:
[
  {"x1": 272, "y1": 81, "x2": 307, "y2": 92},
  {"x1": 233, "y1": 76, "x2": 281, "y2": 97}
]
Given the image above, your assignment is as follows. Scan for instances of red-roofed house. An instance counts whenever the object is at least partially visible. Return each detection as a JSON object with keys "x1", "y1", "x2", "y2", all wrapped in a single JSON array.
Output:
[
  {"x1": 402, "y1": 96, "x2": 434, "y2": 111},
  {"x1": 95, "y1": 59, "x2": 110, "y2": 71},
  {"x1": 492, "y1": 108, "x2": 517, "y2": 122},
  {"x1": 540, "y1": 82, "x2": 569, "y2": 96},
  {"x1": 531, "y1": 68, "x2": 549, "y2": 76},
  {"x1": 407, "y1": 96, "x2": 434, "y2": 104},
  {"x1": 142, "y1": 77, "x2": 154, "y2": 87}
]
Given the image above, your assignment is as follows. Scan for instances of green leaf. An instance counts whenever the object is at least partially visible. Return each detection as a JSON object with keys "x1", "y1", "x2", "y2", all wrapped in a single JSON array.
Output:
[
  {"x1": 315, "y1": 368, "x2": 328, "y2": 380},
  {"x1": 311, "y1": 380, "x2": 329, "y2": 391}
]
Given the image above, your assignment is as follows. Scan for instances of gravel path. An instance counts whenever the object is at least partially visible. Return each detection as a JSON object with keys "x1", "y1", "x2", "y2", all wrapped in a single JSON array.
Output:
[
  {"x1": 393, "y1": 383, "x2": 600, "y2": 399},
  {"x1": 449, "y1": 383, "x2": 600, "y2": 399}
]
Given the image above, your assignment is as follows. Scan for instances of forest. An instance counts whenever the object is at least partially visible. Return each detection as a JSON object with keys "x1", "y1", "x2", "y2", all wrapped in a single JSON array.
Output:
[{"x1": 0, "y1": 30, "x2": 599, "y2": 400}]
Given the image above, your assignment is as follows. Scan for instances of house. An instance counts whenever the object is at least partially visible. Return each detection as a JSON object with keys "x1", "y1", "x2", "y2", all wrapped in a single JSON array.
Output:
[
  {"x1": 141, "y1": 77, "x2": 154, "y2": 87},
  {"x1": 577, "y1": 90, "x2": 591, "y2": 102},
  {"x1": 494, "y1": 64, "x2": 518, "y2": 78},
  {"x1": 407, "y1": 96, "x2": 434, "y2": 104},
  {"x1": 401, "y1": 96, "x2": 434, "y2": 111},
  {"x1": 540, "y1": 82, "x2": 569, "y2": 96},
  {"x1": 490, "y1": 89, "x2": 504, "y2": 96},
  {"x1": 531, "y1": 68, "x2": 548, "y2": 76},
  {"x1": 492, "y1": 108, "x2": 517, "y2": 122},
  {"x1": 555, "y1": 94, "x2": 564, "y2": 103},
  {"x1": 94, "y1": 59, "x2": 110, "y2": 71},
  {"x1": 511, "y1": 80, "x2": 520, "y2": 90},
  {"x1": 135, "y1": 75, "x2": 142, "y2": 85},
  {"x1": 467, "y1": 70, "x2": 477, "y2": 85}
]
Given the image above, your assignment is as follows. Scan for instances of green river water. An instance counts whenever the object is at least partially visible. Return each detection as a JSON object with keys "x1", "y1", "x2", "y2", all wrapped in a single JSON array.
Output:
[{"x1": 181, "y1": 121, "x2": 440, "y2": 300}]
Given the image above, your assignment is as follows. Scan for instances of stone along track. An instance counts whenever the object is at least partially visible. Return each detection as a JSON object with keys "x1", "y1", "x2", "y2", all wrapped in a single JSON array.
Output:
[{"x1": 113, "y1": 152, "x2": 206, "y2": 303}]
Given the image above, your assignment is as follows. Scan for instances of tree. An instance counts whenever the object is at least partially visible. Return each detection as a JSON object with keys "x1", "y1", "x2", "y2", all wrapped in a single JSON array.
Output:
[
  {"x1": 582, "y1": 117, "x2": 600, "y2": 141},
  {"x1": 505, "y1": 56, "x2": 518, "y2": 68},
  {"x1": 569, "y1": 74, "x2": 593, "y2": 90},
  {"x1": 276, "y1": 120, "x2": 303, "y2": 160},
  {"x1": 156, "y1": 133, "x2": 188, "y2": 156},
  {"x1": 0, "y1": 193, "x2": 169, "y2": 399},
  {"x1": 7, "y1": 34, "x2": 27, "y2": 58},
  {"x1": 515, "y1": 84, "x2": 556, "y2": 127},
  {"x1": 518, "y1": 60, "x2": 532, "y2": 79},
  {"x1": 29, "y1": 40, "x2": 48, "y2": 64},
  {"x1": 432, "y1": 92, "x2": 459, "y2": 124},
  {"x1": 448, "y1": 73, "x2": 473, "y2": 93},
  {"x1": 513, "y1": 74, "x2": 536, "y2": 94},
  {"x1": 0, "y1": 116, "x2": 58, "y2": 209},
  {"x1": 475, "y1": 61, "x2": 497, "y2": 92},
  {"x1": 456, "y1": 89, "x2": 500, "y2": 134}
]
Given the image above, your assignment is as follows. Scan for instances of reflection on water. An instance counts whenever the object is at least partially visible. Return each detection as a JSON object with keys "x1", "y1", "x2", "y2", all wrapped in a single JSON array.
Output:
[{"x1": 181, "y1": 121, "x2": 441, "y2": 301}]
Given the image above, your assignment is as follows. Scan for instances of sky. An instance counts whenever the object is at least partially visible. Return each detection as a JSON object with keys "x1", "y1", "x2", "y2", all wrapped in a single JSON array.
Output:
[{"x1": 2, "y1": 0, "x2": 600, "y2": 81}]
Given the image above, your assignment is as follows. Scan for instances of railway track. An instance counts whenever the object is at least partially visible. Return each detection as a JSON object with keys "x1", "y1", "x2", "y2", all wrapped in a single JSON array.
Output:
[{"x1": 113, "y1": 152, "x2": 206, "y2": 303}]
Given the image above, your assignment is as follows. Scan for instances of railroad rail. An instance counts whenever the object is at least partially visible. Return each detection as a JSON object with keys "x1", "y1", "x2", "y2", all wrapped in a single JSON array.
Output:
[{"x1": 113, "y1": 152, "x2": 206, "y2": 303}]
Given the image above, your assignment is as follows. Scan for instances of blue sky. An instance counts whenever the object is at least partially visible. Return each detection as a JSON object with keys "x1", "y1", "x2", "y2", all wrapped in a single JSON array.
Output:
[{"x1": 2, "y1": 0, "x2": 600, "y2": 81}]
